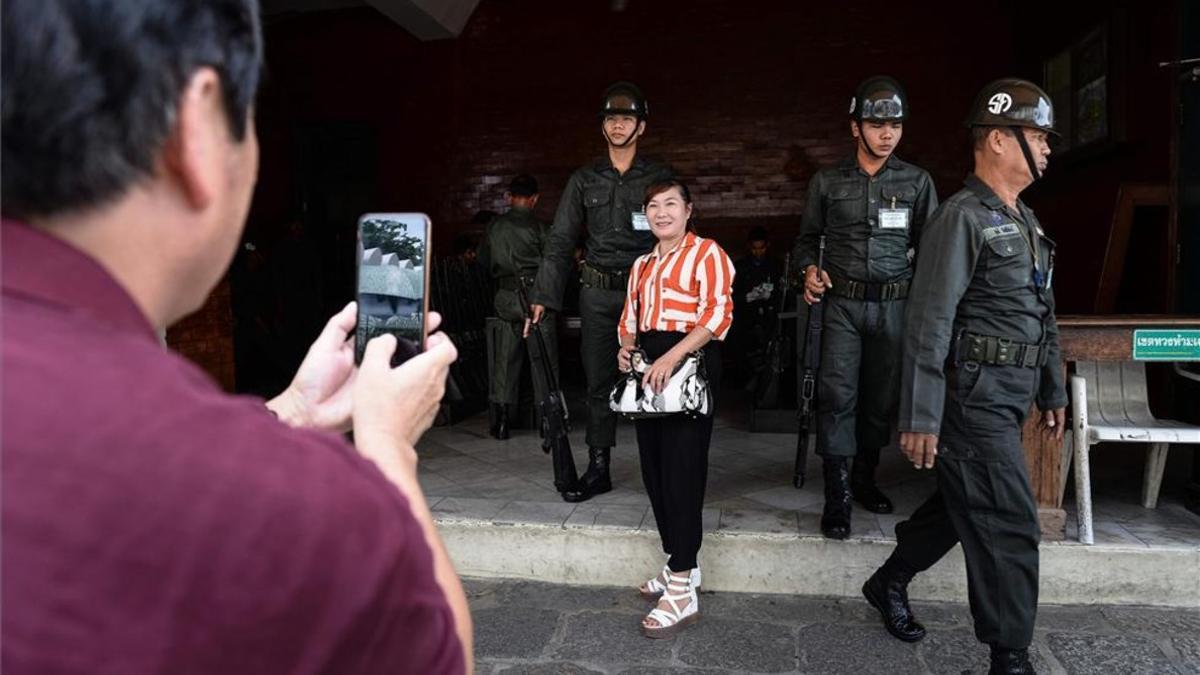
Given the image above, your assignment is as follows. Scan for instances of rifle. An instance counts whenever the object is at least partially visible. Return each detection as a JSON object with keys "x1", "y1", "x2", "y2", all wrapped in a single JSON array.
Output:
[
  {"x1": 754, "y1": 252, "x2": 793, "y2": 408},
  {"x1": 516, "y1": 277, "x2": 581, "y2": 495},
  {"x1": 793, "y1": 236, "x2": 825, "y2": 489}
]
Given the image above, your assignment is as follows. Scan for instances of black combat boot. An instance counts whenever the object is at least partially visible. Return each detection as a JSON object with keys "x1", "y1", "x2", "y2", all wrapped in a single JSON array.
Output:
[
  {"x1": 988, "y1": 647, "x2": 1035, "y2": 675},
  {"x1": 563, "y1": 446, "x2": 612, "y2": 503},
  {"x1": 488, "y1": 403, "x2": 510, "y2": 440},
  {"x1": 820, "y1": 456, "x2": 852, "y2": 539},
  {"x1": 862, "y1": 553, "x2": 926, "y2": 642},
  {"x1": 852, "y1": 447, "x2": 894, "y2": 514}
]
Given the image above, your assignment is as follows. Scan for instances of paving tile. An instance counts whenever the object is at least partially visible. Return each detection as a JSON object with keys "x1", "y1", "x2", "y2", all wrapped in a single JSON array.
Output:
[
  {"x1": 1171, "y1": 634, "x2": 1200, "y2": 674},
  {"x1": 619, "y1": 662, "x2": 729, "y2": 667},
  {"x1": 796, "y1": 512, "x2": 824, "y2": 536},
  {"x1": 796, "y1": 622, "x2": 921, "y2": 674},
  {"x1": 717, "y1": 507, "x2": 798, "y2": 535},
  {"x1": 589, "y1": 487, "x2": 652, "y2": 506},
  {"x1": 698, "y1": 590, "x2": 840, "y2": 626},
  {"x1": 495, "y1": 663, "x2": 605, "y2": 675},
  {"x1": 564, "y1": 504, "x2": 648, "y2": 530},
  {"x1": 494, "y1": 579, "x2": 645, "y2": 613},
  {"x1": 432, "y1": 497, "x2": 508, "y2": 522},
  {"x1": 492, "y1": 500, "x2": 578, "y2": 526},
  {"x1": 741, "y1": 485, "x2": 826, "y2": 511},
  {"x1": 677, "y1": 618, "x2": 796, "y2": 672},
  {"x1": 1101, "y1": 606, "x2": 1200, "y2": 636},
  {"x1": 417, "y1": 471, "x2": 456, "y2": 494},
  {"x1": 1063, "y1": 517, "x2": 1151, "y2": 547},
  {"x1": 1120, "y1": 527, "x2": 1200, "y2": 550},
  {"x1": 1048, "y1": 632, "x2": 1180, "y2": 674},
  {"x1": 918, "y1": 627, "x2": 990, "y2": 674},
  {"x1": 473, "y1": 606, "x2": 561, "y2": 659},
  {"x1": 550, "y1": 611, "x2": 676, "y2": 665},
  {"x1": 1034, "y1": 604, "x2": 1117, "y2": 633}
]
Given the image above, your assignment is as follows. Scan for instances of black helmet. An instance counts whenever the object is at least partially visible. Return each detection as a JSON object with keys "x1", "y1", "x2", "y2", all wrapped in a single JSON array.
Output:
[
  {"x1": 850, "y1": 76, "x2": 907, "y2": 122},
  {"x1": 965, "y1": 78, "x2": 1057, "y2": 134},
  {"x1": 599, "y1": 81, "x2": 649, "y2": 119}
]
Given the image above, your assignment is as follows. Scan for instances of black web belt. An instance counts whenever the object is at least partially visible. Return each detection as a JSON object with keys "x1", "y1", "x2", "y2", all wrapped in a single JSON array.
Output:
[
  {"x1": 827, "y1": 272, "x2": 910, "y2": 302},
  {"x1": 580, "y1": 262, "x2": 630, "y2": 291},
  {"x1": 957, "y1": 332, "x2": 1047, "y2": 368}
]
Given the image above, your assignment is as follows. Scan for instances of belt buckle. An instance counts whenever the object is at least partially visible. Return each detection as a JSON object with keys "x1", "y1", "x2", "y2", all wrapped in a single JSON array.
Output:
[
  {"x1": 996, "y1": 337, "x2": 1014, "y2": 365},
  {"x1": 965, "y1": 335, "x2": 985, "y2": 362},
  {"x1": 863, "y1": 284, "x2": 881, "y2": 302},
  {"x1": 1022, "y1": 345, "x2": 1040, "y2": 368}
]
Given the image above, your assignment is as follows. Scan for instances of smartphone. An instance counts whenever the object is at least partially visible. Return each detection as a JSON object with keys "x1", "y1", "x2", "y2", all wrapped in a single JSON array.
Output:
[{"x1": 354, "y1": 212, "x2": 431, "y2": 367}]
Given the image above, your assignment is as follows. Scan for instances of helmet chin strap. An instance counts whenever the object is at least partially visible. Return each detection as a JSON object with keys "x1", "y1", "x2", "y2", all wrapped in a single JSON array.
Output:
[
  {"x1": 604, "y1": 120, "x2": 642, "y2": 148},
  {"x1": 1010, "y1": 125, "x2": 1042, "y2": 181},
  {"x1": 855, "y1": 120, "x2": 886, "y2": 160}
]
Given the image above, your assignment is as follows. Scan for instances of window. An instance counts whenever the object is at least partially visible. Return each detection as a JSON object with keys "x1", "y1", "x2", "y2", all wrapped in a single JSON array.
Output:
[{"x1": 1043, "y1": 25, "x2": 1109, "y2": 152}]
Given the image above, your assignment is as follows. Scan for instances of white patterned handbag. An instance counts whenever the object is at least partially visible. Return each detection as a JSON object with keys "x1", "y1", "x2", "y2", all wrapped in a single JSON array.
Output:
[{"x1": 609, "y1": 348, "x2": 712, "y2": 419}]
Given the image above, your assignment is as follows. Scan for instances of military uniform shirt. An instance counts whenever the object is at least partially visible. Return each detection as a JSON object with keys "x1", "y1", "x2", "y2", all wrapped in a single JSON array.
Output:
[
  {"x1": 793, "y1": 155, "x2": 938, "y2": 283},
  {"x1": 477, "y1": 205, "x2": 547, "y2": 281},
  {"x1": 532, "y1": 156, "x2": 673, "y2": 310},
  {"x1": 899, "y1": 174, "x2": 1068, "y2": 435}
]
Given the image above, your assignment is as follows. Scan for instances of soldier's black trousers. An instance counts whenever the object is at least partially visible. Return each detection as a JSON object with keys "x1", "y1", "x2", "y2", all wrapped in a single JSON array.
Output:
[
  {"x1": 487, "y1": 289, "x2": 559, "y2": 405},
  {"x1": 816, "y1": 295, "x2": 906, "y2": 457},
  {"x1": 635, "y1": 331, "x2": 721, "y2": 573},
  {"x1": 893, "y1": 362, "x2": 1041, "y2": 650},
  {"x1": 579, "y1": 285, "x2": 626, "y2": 448}
]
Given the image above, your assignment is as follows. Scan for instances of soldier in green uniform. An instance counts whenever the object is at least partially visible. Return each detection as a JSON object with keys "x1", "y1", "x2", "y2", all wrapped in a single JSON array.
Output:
[
  {"x1": 792, "y1": 76, "x2": 939, "y2": 539},
  {"x1": 477, "y1": 174, "x2": 557, "y2": 442},
  {"x1": 527, "y1": 82, "x2": 673, "y2": 503},
  {"x1": 861, "y1": 79, "x2": 1067, "y2": 675}
]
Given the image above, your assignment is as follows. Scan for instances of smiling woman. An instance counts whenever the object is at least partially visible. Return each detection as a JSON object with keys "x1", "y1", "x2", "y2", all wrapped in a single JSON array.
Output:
[{"x1": 616, "y1": 178, "x2": 735, "y2": 640}]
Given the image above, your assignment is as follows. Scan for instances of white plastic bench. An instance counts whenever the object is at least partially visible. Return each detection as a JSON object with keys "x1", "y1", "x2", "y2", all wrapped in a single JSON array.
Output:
[{"x1": 1067, "y1": 361, "x2": 1200, "y2": 544}]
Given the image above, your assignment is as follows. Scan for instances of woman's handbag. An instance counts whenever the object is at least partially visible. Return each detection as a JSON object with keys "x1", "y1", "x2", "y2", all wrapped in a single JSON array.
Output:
[{"x1": 609, "y1": 348, "x2": 712, "y2": 418}]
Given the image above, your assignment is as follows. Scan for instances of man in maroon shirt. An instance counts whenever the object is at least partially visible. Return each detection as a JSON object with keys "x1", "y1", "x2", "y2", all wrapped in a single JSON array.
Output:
[{"x1": 1, "y1": 1, "x2": 472, "y2": 673}]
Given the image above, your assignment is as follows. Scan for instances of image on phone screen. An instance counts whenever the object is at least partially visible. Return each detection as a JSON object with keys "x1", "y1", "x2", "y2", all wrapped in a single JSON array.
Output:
[{"x1": 355, "y1": 213, "x2": 430, "y2": 367}]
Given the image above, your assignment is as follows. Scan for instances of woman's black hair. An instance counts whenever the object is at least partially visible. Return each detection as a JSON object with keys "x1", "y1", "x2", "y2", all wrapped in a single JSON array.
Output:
[{"x1": 643, "y1": 179, "x2": 696, "y2": 232}]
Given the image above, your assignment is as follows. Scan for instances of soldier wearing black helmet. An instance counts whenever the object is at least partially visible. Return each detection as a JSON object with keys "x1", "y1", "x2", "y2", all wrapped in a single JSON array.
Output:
[
  {"x1": 861, "y1": 79, "x2": 1066, "y2": 675},
  {"x1": 527, "y1": 82, "x2": 673, "y2": 502},
  {"x1": 478, "y1": 174, "x2": 556, "y2": 441},
  {"x1": 791, "y1": 75, "x2": 938, "y2": 539}
]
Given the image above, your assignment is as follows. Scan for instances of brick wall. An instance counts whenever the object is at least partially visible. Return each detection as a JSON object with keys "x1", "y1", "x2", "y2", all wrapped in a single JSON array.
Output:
[{"x1": 166, "y1": 278, "x2": 236, "y2": 391}]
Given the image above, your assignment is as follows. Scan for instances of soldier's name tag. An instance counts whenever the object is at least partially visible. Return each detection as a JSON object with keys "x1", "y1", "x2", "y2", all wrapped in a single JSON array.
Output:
[
  {"x1": 982, "y1": 223, "x2": 1020, "y2": 241},
  {"x1": 631, "y1": 212, "x2": 651, "y2": 231},
  {"x1": 878, "y1": 207, "x2": 910, "y2": 229}
]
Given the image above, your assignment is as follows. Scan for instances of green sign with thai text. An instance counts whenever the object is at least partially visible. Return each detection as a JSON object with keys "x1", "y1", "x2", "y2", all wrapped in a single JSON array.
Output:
[{"x1": 1132, "y1": 330, "x2": 1200, "y2": 361}]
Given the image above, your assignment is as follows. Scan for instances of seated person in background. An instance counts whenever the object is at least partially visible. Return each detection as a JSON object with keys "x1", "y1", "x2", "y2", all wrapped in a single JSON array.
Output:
[{"x1": 730, "y1": 226, "x2": 782, "y2": 386}]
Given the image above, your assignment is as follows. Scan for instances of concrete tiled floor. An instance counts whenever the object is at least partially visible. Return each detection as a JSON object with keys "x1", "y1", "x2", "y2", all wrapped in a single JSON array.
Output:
[{"x1": 421, "y1": 403, "x2": 1200, "y2": 550}]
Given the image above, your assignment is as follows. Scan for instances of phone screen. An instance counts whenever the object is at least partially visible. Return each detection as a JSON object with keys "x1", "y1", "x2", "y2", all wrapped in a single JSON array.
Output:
[{"x1": 354, "y1": 213, "x2": 430, "y2": 367}]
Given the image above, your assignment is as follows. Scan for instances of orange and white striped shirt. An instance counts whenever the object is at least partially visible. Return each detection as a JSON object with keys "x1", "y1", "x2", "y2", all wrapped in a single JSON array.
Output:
[{"x1": 619, "y1": 231, "x2": 736, "y2": 342}]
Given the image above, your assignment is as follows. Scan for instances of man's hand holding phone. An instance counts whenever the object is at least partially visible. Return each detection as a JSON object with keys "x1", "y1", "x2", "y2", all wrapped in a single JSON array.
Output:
[
  {"x1": 267, "y1": 302, "x2": 358, "y2": 431},
  {"x1": 354, "y1": 312, "x2": 458, "y2": 464}
]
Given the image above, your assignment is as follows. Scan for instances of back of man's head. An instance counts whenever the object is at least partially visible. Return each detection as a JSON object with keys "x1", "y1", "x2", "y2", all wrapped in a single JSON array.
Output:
[{"x1": 1, "y1": 0, "x2": 264, "y2": 221}]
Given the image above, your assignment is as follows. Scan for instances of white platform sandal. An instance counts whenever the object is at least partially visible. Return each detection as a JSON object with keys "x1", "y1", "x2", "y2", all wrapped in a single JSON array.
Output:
[
  {"x1": 639, "y1": 565, "x2": 701, "y2": 601},
  {"x1": 641, "y1": 570, "x2": 699, "y2": 639}
]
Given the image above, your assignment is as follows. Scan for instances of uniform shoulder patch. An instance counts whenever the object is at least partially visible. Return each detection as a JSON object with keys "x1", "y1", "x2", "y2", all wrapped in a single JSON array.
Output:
[{"x1": 981, "y1": 223, "x2": 1020, "y2": 241}]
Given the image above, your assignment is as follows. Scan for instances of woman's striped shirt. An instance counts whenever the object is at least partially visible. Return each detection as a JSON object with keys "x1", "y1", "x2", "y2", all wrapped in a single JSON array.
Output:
[{"x1": 618, "y1": 231, "x2": 736, "y2": 342}]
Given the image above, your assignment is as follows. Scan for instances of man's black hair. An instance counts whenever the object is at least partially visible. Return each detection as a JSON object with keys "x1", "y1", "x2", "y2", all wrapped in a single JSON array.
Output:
[
  {"x1": 1, "y1": 0, "x2": 264, "y2": 220},
  {"x1": 747, "y1": 226, "x2": 769, "y2": 243}
]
